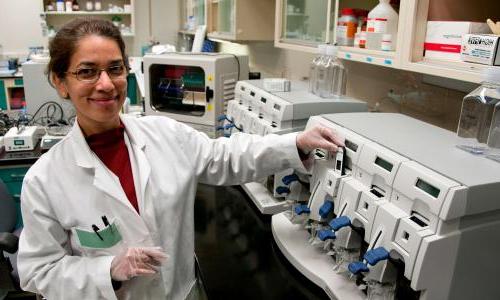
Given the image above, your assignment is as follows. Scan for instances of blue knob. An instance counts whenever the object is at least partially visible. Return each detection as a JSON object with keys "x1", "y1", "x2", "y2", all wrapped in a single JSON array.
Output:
[
  {"x1": 294, "y1": 204, "x2": 311, "y2": 215},
  {"x1": 329, "y1": 216, "x2": 351, "y2": 231},
  {"x1": 364, "y1": 247, "x2": 390, "y2": 266},
  {"x1": 348, "y1": 262, "x2": 369, "y2": 275},
  {"x1": 318, "y1": 229, "x2": 336, "y2": 241},
  {"x1": 282, "y1": 174, "x2": 299, "y2": 185},
  {"x1": 319, "y1": 201, "x2": 334, "y2": 219},
  {"x1": 275, "y1": 186, "x2": 290, "y2": 195}
]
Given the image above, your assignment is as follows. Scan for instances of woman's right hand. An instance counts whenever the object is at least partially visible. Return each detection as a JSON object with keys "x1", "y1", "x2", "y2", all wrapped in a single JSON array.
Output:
[{"x1": 110, "y1": 247, "x2": 168, "y2": 281}]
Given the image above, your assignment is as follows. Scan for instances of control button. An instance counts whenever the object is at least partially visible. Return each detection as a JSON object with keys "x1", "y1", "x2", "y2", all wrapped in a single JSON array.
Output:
[
  {"x1": 348, "y1": 261, "x2": 369, "y2": 274},
  {"x1": 319, "y1": 201, "x2": 334, "y2": 219},
  {"x1": 318, "y1": 229, "x2": 336, "y2": 241},
  {"x1": 364, "y1": 247, "x2": 390, "y2": 266},
  {"x1": 329, "y1": 216, "x2": 351, "y2": 231}
]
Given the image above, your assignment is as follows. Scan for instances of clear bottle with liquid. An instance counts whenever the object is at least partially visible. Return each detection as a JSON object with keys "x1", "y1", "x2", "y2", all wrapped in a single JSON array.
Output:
[
  {"x1": 317, "y1": 45, "x2": 347, "y2": 98},
  {"x1": 457, "y1": 67, "x2": 500, "y2": 155},
  {"x1": 309, "y1": 44, "x2": 327, "y2": 94}
]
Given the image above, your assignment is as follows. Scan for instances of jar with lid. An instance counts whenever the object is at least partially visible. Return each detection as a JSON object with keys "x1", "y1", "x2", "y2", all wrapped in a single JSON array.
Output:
[{"x1": 336, "y1": 8, "x2": 358, "y2": 46}]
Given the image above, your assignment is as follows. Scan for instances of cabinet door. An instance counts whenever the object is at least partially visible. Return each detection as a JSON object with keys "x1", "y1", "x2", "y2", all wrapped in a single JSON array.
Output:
[
  {"x1": 279, "y1": 0, "x2": 330, "y2": 46},
  {"x1": 217, "y1": 0, "x2": 235, "y2": 34}
]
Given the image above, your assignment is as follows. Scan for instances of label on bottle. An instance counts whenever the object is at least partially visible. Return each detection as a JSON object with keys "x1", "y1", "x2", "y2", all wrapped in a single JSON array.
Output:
[
  {"x1": 337, "y1": 21, "x2": 357, "y2": 39},
  {"x1": 367, "y1": 18, "x2": 388, "y2": 33}
]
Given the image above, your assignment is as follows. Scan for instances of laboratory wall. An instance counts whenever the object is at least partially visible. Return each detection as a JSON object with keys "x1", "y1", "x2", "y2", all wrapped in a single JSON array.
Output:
[
  {"x1": 0, "y1": 0, "x2": 46, "y2": 56},
  {"x1": 0, "y1": 0, "x2": 180, "y2": 57}
]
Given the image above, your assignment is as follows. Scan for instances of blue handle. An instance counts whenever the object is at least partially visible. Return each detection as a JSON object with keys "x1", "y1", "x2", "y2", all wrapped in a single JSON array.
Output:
[
  {"x1": 275, "y1": 186, "x2": 290, "y2": 195},
  {"x1": 329, "y1": 216, "x2": 351, "y2": 231},
  {"x1": 319, "y1": 201, "x2": 334, "y2": 219},
  {"x1": 364, "y1": 247, "x2": 390, "y2": 266},
  {"x1": 224, "y1": 123, "x2": 236, "y2": 130},
  {"x1": 216, "y1": 126, "x2": 225, "y2": 131},
  {"x1": 217, "y1": 114, "x2": 227, "y2": 122},
  {"x1": 282, "y1": 174, "x2": 299, "y2": 185},
  {"x1": 348, "y1": 261, "x2": 369, "y2": 274},
  {"x1": 294, "y1": 204, "x2": 311, "y2": 215},
  {"x1": 318, "y1": 229, "x2": 336, "y2": 241}
]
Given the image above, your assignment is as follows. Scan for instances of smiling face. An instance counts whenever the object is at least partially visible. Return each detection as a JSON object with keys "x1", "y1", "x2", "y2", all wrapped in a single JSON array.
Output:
[{"x1": 53, "y1": 34, "x2": 127, "y2": 136}]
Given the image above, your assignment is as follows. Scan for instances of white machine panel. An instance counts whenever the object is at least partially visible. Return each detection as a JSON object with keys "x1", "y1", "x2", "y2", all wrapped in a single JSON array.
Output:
[{"x1": 273, "y1": 113, "x2": 500, "y2": 300}]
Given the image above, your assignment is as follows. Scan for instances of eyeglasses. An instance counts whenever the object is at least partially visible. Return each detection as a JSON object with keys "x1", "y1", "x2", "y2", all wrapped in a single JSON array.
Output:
[{"x1": 66, "y1": 64, "x2": 129, "y2": 83}]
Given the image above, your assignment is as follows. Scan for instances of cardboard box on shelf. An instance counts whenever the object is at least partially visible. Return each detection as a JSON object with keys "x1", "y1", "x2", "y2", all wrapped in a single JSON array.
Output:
[
  {"x1": 424, "y1": 21, "x2": 490, "y2": 61},
  {"x1": 461, "y1": 34, "x2": 500, "y2": 66}
]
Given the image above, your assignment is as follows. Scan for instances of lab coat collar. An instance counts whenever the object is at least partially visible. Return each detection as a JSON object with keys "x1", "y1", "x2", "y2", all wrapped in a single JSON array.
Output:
[{"x1": 69, "y1": 115, "x2": 146, "y2": 169}]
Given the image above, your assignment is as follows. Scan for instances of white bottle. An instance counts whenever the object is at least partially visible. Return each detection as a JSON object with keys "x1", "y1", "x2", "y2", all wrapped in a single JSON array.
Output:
[
  {"x1": 65, "y1": 1, "x2": 73, "y2": 12},
  {"x1": 94, "y1": 0, "x2": 101, "y2": 11},
  {"x1": 309, "y1": 44, "x2": 327, "y2": 95},
  {"x1": 366, "y1": 0, "x2": 398, "y2": 50},
  {"x1": 56, "y1": 0, "x2": 65, "y2": 12},
  {"x1": 381, "y1": 34, "x2": 392, "y2": 51}
]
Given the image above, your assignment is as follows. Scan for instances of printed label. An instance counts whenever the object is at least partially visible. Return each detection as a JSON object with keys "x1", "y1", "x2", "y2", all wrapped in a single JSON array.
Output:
[{"x1": 367, "y1": 18, "x2": 388, "y2": 33}]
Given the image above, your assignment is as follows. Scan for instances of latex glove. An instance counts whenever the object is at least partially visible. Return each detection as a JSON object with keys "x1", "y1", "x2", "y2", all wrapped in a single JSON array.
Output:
[
  {"x1": 110, "y1": 247, "x2": 168, "y2": 281},
  {"x1": 296, "y1": 125, "x2": 345, "y2": 154}
]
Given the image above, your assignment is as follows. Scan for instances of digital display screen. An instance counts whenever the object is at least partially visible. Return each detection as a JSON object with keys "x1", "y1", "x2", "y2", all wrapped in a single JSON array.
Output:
[
  {"x1": 273, "y1": 104, "x2": 281, "y2": 111},
  {"x1": 14, "y1": 140, "x2": 24, "y2": 146},
  {"x1": 260, "y1": 97, "x2": 267, "y2": 103},
  {"x1": 345, "y1": 139, "x2": 358, "y2": 152},
  {"x1": 416, "y1": 179, "x2": 440, "y2": 198},
  {"x1": 374, "y1": 156, "x2": 393, "y2": 172}
]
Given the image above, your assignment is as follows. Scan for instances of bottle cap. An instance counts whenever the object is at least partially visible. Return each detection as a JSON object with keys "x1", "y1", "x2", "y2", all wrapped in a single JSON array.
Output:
[
  {"x1": 326, "y1": 45, "x2": 338, "y2": 56},
  {"x1": 483, "y1": 67, "x2": 500, "y2": 84},
  {"x1": 318, "y1": 44, "x2": 328, "y2": 55},
  {"x1": 341, "y1": 8, "x2": 355, "y2": 16}
]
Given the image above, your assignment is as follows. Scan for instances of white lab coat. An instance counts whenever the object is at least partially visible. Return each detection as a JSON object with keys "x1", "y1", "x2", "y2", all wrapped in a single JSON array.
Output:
[{"x1": 17, "y1": 115, "x2": 305, "y2": 300}]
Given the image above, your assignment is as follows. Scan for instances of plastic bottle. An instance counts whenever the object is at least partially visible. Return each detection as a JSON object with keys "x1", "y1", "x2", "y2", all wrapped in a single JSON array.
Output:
[
  {"x1": 381, "y1": 34, "x2": 392, "y2": 51},
  {"x1": 309, "y1": 44, "x2": 327, "y2": 94},
  {"x1": 317, "y1": 45, "x2": 346, "y2": 98},
  {"x1": 366, "y1": 0, "x2": 398, "y2": 50},
  {"x1": 94, "y1": 0, "x2": 101, "y2": 11},
  {"x1": 336, "y1": 8, "x2": 358, "y2": 46},
  {"x1": 457, "y1": 67, "x2": 500, "y2": 154},
  {"x1": 56, "y1": 0, "x2": 65, "y2": 12},
  {"x1": 65, "y1": 0, "x2": 73, "y2": 12}
]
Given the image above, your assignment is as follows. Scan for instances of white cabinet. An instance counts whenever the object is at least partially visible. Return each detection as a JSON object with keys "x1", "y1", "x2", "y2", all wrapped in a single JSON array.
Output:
[
  {"x1": 42, "y1": 0, "x2": 135, "y2": 38},
  {"x1": 207, "y1": 0, "x2": 275, "y2": 41},
  {"x1": 275, "y1": 0, "x2": 500, "y2": 83}
]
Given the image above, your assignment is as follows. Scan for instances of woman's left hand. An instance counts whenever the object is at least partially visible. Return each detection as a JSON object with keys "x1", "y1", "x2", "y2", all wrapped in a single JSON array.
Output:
[{"x1": 296, "y1": 125, "x2": 345, "y2": 155}]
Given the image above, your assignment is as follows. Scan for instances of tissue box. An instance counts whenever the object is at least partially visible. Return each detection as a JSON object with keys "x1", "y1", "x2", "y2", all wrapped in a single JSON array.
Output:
[
  {"x1": 425, "y1": 21, "x2": 490, "y2": 61},
  {"x1": 461, "y1": 34, "x2": 500, "y2": 66}
]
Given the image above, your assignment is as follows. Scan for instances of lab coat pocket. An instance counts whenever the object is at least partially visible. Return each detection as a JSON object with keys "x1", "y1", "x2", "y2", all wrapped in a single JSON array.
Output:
[{"x1": 72, "y1": 219, "x2": 125, "y2": 257}]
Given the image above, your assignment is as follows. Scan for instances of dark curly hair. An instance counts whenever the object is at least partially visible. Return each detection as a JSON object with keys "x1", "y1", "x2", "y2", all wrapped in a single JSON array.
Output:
[{"x1": 47, "y1": 17, "x2": 129, "y2": 85}]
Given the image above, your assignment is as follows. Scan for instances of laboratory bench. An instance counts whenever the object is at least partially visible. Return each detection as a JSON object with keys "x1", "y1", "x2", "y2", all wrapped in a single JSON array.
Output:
[
  {"x1": 194, "y1": 184, "x2": 330, "y2": 300},
  {"x1": 0, "y1": 145, "x2": 43, "y2": 230}
]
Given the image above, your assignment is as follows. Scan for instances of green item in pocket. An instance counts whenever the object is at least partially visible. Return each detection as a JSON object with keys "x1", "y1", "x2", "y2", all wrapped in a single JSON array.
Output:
[{"x1": 76, "y1": 222, "x2": 122, "y2": 249}]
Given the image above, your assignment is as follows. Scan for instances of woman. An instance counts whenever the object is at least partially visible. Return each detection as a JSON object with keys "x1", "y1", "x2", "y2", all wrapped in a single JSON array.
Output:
[{"x1": 17, "y1": 18, "x2": 344, "y2": 300}]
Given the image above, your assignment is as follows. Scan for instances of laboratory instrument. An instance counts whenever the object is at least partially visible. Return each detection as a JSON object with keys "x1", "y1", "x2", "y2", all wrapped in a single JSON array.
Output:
[
  {"x1": 143, "y1": 53, "x2": 249, "y2": 138},
  {"x1": 4, "y1": 126, "x2": 44, "y2": 152},
  {"x1": 228, "y1": 80, "x2": 367, "y2": 214},
  {"x1": 23, "y1": 60, "x2": 75, "y2": 121},
  {"x1": 273, "y1": 112, "x2": 500, "y2": 300}
]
